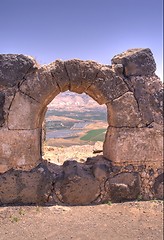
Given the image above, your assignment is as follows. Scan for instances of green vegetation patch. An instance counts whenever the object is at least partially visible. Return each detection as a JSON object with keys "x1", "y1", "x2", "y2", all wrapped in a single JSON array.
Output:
[{"x1": 80, "y1": 129, "x2": 106, "y2": 142}]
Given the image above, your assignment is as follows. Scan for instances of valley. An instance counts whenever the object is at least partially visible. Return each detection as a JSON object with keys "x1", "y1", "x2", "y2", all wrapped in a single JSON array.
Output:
[{"x1": 44, "y1": 91, "x2": 108, "y2": 148}]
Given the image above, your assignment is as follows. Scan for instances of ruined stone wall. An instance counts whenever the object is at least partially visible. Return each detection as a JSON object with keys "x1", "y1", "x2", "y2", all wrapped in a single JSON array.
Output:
[{"x1": 0, "y1": 48, "x2": 163, "y2": 205}]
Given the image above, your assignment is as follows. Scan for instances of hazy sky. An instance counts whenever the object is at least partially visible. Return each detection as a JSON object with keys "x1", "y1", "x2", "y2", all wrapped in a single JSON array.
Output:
[{"x1": 0, "y1": 0, "x2": 163, "y2": 79}]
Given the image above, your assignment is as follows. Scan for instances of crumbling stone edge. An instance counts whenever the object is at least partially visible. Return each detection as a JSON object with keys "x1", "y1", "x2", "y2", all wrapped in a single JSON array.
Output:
[{"x1": 0, "y1": 156, "x2": 163, "y2": 206}]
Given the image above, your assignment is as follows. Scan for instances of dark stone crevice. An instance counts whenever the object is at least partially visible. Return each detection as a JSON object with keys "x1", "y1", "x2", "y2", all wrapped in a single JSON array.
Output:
[
  {"x1": 84, "y1": 66, "x2": 103, "y2": 92},
  {"x1": 50, "y1": 71, "x2": 62, "y2": 92},
  {"x1": 0, "y1": 92, "x2": 5, "y2": 127},
  {"x1": 105, "y1": 89, "x2": 130, "y2": 104},
  {"x1": 18, "y1": 90, "x2": 40, "y2": 103},
  {"x1": 64, "y1": 62, "x2": 72, "y2": 91},
  {"x1": 17, "y1": 63, "x2": 38, "y2": 89},
  {"x1": 6, "y1": 91, "x2": 16, "y2": 129},
  {"x1": 121, "y1": 77, "x2": 141, "y2": 115},
  {"x1": 7, "y1": 127, "x2": 40, "y2": 131},
  {"x1": 107, "y1": 124, "x2": 155, "y2": 129}
]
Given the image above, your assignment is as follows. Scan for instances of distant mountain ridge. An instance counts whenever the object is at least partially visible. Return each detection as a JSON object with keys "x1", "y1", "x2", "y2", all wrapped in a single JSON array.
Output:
[{"x1": 48, "y1": 91, "x2": 106, "y2": 112}]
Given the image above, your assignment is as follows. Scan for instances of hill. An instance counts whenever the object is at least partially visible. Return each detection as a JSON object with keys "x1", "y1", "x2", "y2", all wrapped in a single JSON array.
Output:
[{"x1": 48, "y1": 91, "x2": 106, "y2": 111}]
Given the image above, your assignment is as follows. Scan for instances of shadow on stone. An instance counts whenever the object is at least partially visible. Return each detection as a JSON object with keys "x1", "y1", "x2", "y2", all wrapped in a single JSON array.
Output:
[{"x1": 153, "y1": 173, "x2": 164, "y2": 200}]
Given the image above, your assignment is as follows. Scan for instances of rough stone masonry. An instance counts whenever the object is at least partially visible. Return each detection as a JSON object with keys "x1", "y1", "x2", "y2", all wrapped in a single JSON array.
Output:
[{"x1": 0, "y1": 48, "x2": 163, "y2": 205}]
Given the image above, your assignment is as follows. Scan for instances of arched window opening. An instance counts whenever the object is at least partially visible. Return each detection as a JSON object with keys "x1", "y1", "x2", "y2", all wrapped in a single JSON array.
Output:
[{"x1": 42, "y1": 91, "x2": 107, "y2": 165}]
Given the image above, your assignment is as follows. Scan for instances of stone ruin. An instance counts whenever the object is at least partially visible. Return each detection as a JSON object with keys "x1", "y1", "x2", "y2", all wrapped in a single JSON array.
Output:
[{"x1": 0, "y1": 48, "x2": 163, "y2": 205}]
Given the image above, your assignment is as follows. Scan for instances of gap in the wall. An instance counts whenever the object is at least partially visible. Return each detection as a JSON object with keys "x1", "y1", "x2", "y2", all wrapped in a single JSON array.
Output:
[{"x1": 42, "y1": 91, "x2": 107, "y2": 165}]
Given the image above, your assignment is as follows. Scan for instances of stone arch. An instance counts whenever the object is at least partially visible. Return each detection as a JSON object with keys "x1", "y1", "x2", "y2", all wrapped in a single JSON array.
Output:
[
  {"x1": 5, "y1": 57, "x2": 130, "y2": 169},
  {"x1": 0, "y1": 48, "x2": 163, "y2": 172},
  {"x1": 0, "y1": 48, "x2": 163, "y2": 204},
  {"x1": 9, "y1": 59, "x2": 129, "y2": 129}
]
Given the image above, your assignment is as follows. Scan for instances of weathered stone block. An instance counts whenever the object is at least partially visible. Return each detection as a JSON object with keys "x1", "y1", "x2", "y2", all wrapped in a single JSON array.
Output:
[
  {"x1": 20, "y1": 66, "x2": 60, "y2": 107},
  {"x1": 0, "y1": 92, "x2": 5, "y2": 127},
  {"x1": 2, "y1": 89, "x2": 16, "y2": 127},
  {"x1": 133, "y1": 78, "x2": 154, "y2": 125},
  {"x1": 128, "y1": 75, "x2": 163, "y2": 125},
  {"x1": 103, "y1": 125, "x2": 163, "y2": 167},
  {"x1": 49, "y1": 60, "x2": 70, "y2": 92},
  {"x1": 65, "y1": 59, "x2": 101, "y2": 93},
  {"x1": 0, "y1": 164, "x2": 52, "y2": 204},
  {"x1": 107, "y1": 172, "x2": 140, "y2": 202},
  {"x1": 0, "y1": 54, "x2": 37, "y2": 87},
  {"x1": 8, "y1": 92, "x2": 42, "y2": 129},
  {"x1": 153, "y1": 173, "x2": 164, "y2": 200},
  {"x1": 106, "y1": 92, "x2": 141, "y2": 127},
  {"x1": 85, "y1": 67, "x2": 129, "y2": 104},
  {"x1": 111, "y1": 48, "x2": 156, "y2": 76},
  {"x1": 0, "y1": 128, "x2": 41, "y2": 172},
  {"x1": 54, "y1": 160, "x2": 100, "y2": 205}
]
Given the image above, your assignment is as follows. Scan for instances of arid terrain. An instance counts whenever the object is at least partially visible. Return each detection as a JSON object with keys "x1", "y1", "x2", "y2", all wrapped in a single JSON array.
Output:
[
  {"x1": 0, "y1": 201, "x2": 163, "y2": 240},
  {"x1": 43, "y1": 142, "x2": 104, "y2": 164}
]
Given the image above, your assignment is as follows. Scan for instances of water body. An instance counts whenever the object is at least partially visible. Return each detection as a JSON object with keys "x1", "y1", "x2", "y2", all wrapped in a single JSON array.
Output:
[{"x1": 46, "y1": 121, "x2": 92, "y2": 139}]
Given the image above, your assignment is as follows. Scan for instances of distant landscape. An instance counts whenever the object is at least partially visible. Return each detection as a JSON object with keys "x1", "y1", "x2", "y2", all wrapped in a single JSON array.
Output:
[{"x1": 45, "y1": 91, "x2": 107, "y2": 147}]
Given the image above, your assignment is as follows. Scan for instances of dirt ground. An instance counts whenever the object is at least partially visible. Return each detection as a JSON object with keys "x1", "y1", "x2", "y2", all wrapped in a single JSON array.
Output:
[
  {"x1": 43, "y1": 142, "x2": 103, "y2": 164},
  {"x1": 0, "y1": 201, "x2": 163, "y2": 240}
]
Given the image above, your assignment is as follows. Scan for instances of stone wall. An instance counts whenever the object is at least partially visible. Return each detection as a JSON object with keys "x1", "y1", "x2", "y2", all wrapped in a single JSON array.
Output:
[{"x1": 0, "y1": 48, "x2": 163, "y2": 205}]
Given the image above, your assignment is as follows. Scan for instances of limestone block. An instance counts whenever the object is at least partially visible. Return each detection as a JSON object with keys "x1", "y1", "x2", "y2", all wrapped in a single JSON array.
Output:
[
  {"x1": 153, "y1": 173, "x2": 164, "y2": 200},
  {"x1": 20, "y1": 66, "x2": 60, "y2": 107},
  {"x1": 0, "y1": 54, "x2": 37, "y2": 88},
  {"x1": 49, "y1": 60, "x2": 70, "y2": 92},
  {"x1": 54, "y1": 160, "x2": 100, "y2": 205},
  {"x1": 129, "y1": 75, "x2": 163, "y2": 125},
  {"x1": 0, "y1": 88, "x2": 17, "y2": 128},
  {"x1": 106, "y1": 172, "x2": 140, "y2": 202},
  {"x1": 106, "y1": 92, "x2": 141, "y2": 127},
  {"x1": 0, "y1": 164, "x2": 52, "y2": 204},
  {"x1": 8, "y1": 92, "x2": 42, "y2": 129},
  {"x1": 132, "y1": 77, "x2": 154, "y2": 125},
  {"x1": 103, "y1": 125, "x2": 163, "y2": 166},
  {"x1": 111, "y1": 48, "x2": 156, "y2": 76},
  {"x1": 64, "y1": 60, "x2": 101, "y2": 93},
  {"x1": 85, "y1": 67, "x2": 129, "y2": 104},
  {"x1": 0, "y1": 128, "x2": 41, "y2": 172}
]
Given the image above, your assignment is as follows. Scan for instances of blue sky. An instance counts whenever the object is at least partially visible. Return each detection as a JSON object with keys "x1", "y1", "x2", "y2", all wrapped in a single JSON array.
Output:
[{"x1": 0, "y1": 0, "x2": 163, "y2": 79}]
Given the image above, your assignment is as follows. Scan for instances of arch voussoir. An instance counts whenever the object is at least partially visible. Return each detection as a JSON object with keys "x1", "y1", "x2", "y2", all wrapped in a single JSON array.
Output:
[
  {"x1": 64, "y1": 59, "x2": 102, "y2": 94},
  {"x1": 49, "y1": 60, "x2": 70, "y2": 92},
  {"x1": 85, "y1": 66, "x2": 129, "y2": 104}
]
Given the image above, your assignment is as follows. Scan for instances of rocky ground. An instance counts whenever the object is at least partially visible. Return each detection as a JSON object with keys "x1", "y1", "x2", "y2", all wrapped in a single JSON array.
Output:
[
  {"x1": 0, "y1": 201, "x2": 163, "y2": 240},
  {"x1": 43, "y1": 142, "x2": 104, "y2": 164}
]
